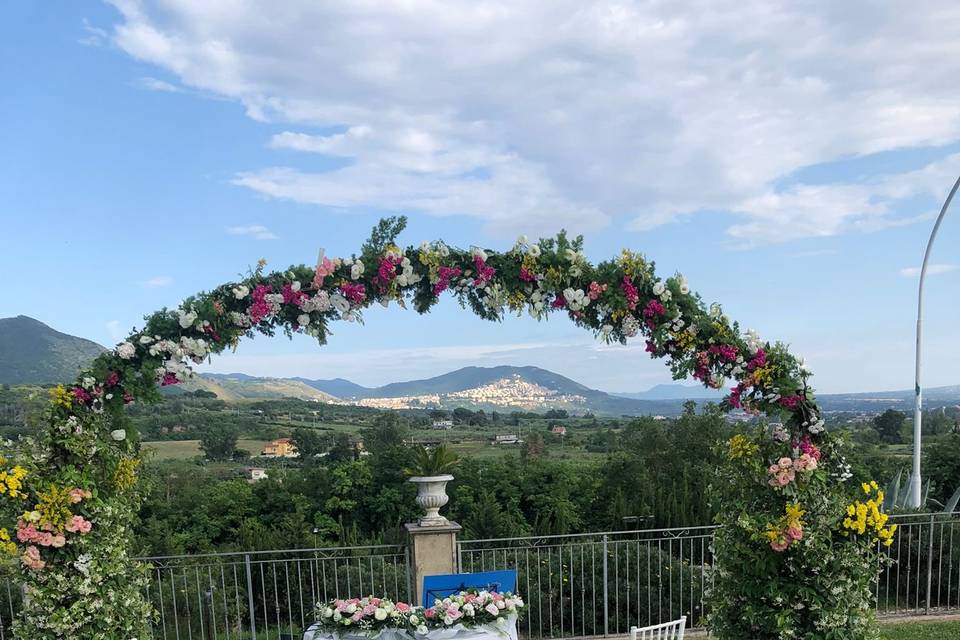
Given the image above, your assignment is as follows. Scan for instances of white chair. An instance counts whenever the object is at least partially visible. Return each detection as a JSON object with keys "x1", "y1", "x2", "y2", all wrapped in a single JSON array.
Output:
[{"x1": 630, "y1": 616, "x2": 686, "y2": 640}]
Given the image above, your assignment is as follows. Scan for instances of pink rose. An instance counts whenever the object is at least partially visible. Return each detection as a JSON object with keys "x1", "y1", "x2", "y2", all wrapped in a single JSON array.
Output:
[
  {"x1": 786, "y1": 526, "x2": 803, "y2": 541},
  {"x1": 485, "y1": 603, "x2": 500, "y2": 616},
  {"x1": 770, "y1": 539, "x2": 789, "y2": 553},
  {"x1": 778, "y1": 457, "x2": 792, "y2": 469},
  {"x1": 396, "y1": 602, "x2": 410, "y2": 613},
  {"x1": 425, "y1": 608, "x2": 435, "y2": 619},
  {"x1": 51, "y1": 535, "x2": 66, "y2": 548},
  {"x1": 369, "y1": 597, "x2": 381, "y2": 606}
]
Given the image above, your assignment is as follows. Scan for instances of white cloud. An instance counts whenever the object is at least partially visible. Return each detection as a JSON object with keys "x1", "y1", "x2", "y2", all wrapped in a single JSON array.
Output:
[
  {"x1": 79, "y1": 18, "x2": 108, "y2": 47},
  {"x1": 106, "y1": 1, "x2": 960, "y2": 240},
  {"x1": 143, "y1": 275, "x2": 173, "y2": 288},
  {"x1": 900, "y1": 263, "x2": 958, "y2": 278},
  {"x1": 134, "y1": 76, "x2": 182, "y2": 93},
  {"x1": 105, "y1": 320, "x2": 125, "y2": 342},
  {"x1": 225, "y1": 224, "x2": 279, "y2": 240}
]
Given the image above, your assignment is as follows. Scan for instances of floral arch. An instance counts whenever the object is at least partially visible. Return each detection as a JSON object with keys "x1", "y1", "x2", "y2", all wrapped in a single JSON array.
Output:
[{"x1": 6, "y1": 217, "x2": 891, "y2": 639}]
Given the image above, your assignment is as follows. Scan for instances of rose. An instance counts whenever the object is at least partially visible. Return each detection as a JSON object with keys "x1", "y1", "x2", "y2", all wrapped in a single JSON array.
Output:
[
  {"x1": 116, "y1": 342, "x2": 136, "y2": 359},
  {"x1": 374, "y1": 608, "x2": 387, "y2": 621},
  {"x1": 111, "y1": 429, "x2": 126, "y2": 441},
  {"x1": 485, "y1": 603, "x2": 499, "y2": 616}
]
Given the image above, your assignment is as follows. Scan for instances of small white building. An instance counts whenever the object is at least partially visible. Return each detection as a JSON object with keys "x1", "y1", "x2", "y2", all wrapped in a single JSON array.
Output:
[
  {"x1": 492, "y1": 434, "x2": 520, "y2": 445},
  {"x1": 432, "y1": 419, "x2": 454, "y2": 430},
  {"x1": 247, "y1": 468, "x2": 268, "y2": 482}
]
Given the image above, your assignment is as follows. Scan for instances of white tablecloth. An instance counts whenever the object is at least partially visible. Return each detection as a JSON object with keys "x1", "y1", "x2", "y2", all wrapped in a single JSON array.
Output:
[{"x1": 304, "y1": 616, "x2": 518, "y2": 640}]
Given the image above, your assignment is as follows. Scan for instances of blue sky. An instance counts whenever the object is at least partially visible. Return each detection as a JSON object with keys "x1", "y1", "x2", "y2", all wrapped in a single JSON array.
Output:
[{"x1": 2, "y1": 1, "x2": 959, "y2": 394}]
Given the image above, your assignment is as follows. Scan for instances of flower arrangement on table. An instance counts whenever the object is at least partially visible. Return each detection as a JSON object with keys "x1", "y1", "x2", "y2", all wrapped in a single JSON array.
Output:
[{"x1": 313, "y1": 591, "x2": 525, "y2": 637}]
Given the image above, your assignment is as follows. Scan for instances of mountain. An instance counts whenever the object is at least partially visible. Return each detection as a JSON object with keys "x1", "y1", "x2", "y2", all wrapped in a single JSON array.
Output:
[
  {"x1": 613, "y1": 384, "x2": 726, "y2": 401},
  {"x1": 180, "y1": 374, "x2": 339, "y2": 403},
  {"x1": 294, "y1": 377, "x2": 372, "y2": 398},
  {"x1": 0, "y1": 316, "x2": 106, "y2": 385}
]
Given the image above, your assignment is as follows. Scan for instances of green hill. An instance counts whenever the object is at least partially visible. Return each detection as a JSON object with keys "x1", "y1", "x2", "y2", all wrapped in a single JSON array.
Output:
[{"x1": 0, "y1": 316, "x2": 106, "y2": 384}]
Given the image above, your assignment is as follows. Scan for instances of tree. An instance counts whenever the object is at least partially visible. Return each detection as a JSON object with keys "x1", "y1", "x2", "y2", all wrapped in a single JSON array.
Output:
[
  {"x1": 292, "y1": 427, "x2": 325, "y2": 459},
  {"x1": 523, "y1": 433, "x2": 545, "y2": 459},
  {"x1": 873, "y1": 409, "x2": 907, "y2": 444},
  {"x1": 925, "y1": 434, "x2": 960, "y2": 504},
  {"x1": 198, "y1": 423, "x2": 239, "y2": 461},
  {"x1": 544, "y1": 409, "x2": 568, "y2": 420},
  {"x1": 327, "y1": 432, "x2": 355, "y2": 463}
]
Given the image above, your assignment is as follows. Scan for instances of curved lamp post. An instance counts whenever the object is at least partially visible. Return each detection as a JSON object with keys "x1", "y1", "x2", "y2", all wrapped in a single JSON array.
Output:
[{"x1": 908, "y1": 173, "x2": 960, "y2": 509}]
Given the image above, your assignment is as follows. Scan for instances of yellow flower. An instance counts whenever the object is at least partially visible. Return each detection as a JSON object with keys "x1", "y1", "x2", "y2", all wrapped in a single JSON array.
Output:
[
  {"x1": 862, "y1": 482, "x2": 871, "y2": 494},
  {"x1": 50, "y1": 385, "x2": 74, "y2": 409},
  {"x1": 727, "y1": 434, "x2": 759, "y2": 460}
]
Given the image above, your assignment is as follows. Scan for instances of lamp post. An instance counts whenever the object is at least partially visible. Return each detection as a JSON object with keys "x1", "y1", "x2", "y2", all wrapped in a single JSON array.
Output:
[{"x1": 908, "y1": 173, "x2": 960, "y2": 509}]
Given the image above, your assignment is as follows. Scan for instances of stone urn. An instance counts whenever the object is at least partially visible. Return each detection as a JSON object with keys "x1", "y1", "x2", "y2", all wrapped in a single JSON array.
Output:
[{"x1": 408, "y1": 474, "x2": 454, "y2": 526}]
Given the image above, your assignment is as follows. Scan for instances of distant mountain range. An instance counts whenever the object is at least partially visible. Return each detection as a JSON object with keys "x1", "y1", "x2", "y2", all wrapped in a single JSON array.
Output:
[
  {"x1": 3, "y1": 315, "x2": 959, "y2": 416},
  {"x1": 0, "y1": 316, "x2": 106, "y2": 384}
]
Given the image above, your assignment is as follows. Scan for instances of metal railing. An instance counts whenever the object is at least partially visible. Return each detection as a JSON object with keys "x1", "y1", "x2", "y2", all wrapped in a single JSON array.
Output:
[
  {"x1": 141, "y1": 544, "x2": 411, "y2": 640},
  {"x1": 1, "y1": 514, "x2": 959, "y2": 639},
  {"x1": 458, "y1": 525, "x2": 716, "y2": 638},
  {"x1": 458, "y1": 512, "x2": 960, "y2": 638}
]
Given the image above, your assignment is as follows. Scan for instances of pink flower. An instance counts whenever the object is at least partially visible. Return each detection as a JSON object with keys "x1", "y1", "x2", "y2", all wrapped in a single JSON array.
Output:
[
  {"x1": 313, "y1": 256, "x2": 336, "y2": 289},
  {"x1": 340, "y1": 282, "x2": 366, "y2": 304},
  {"x1": 425, "y1": 608, "x2": 436, "y2": 619},
  {"x1": 519, "y1": 267, "x2": 537, "y2": 282},
  {"x1": 374, "y1": 256, "x2": 403, "y2": 293},
  {"x1": 770, "y1": 539, "x2": 789, "y2": 553},
  {"x1": 785, "y1": 526, "x2": 803, "y2": 541},
  {"x1": 708, "y1": 344, "x2": 738, "y2": 363},
  {"x1": 779, "y1": 395, "x2": 801, "y2": 409},
  {"x1": 21, "y1": 546, "x2": 44, "y2": 571},
  {"x1": 642, "y1": 299, "x2": 665, "y2": 329},
  {"x1": 778, "y1": 457, "x2": 793, "y2": 469},
  {"x1": 551, "y1": 295, "x2": 567, "y2": 309},
  {"x1": 105, "y1": 372, "x2": 120, "y2": 387},
  {"x1": 161, "y1": 372, "x2": 179, "y2": 386},
  {"x1": 485, "y1": 603, "x2": 499, "y2": 616},
  {"x1": 282, "y1": 283, "x2": 306, "y2": 306},
  {"x1": 369, "y1": 597, "x2": 381, "y2": 606},
  {"x1": 621, "y1": 277, "x2": 639, "y2": 310},
  {"x1": 69, "y1": 488, "x2": 86, "y2": 503},
  {"x1": 447, "y1": 608, "x2": 463, "y2": 621},
  {"x1": 395, "y1": 602, "x2": 411, "y2": 613},
  {"x1": 352, "y1": 611, "x2": 363, "y2": 622},
  {"x1": 65, "y1": 515, "x2": 92, "y2": 534},
  {"x1": 588, "y1": 281, "x2": 607, "y2": 300},
  {"x1": 72, "y1": 387, "x2": 91, "y2": 403},
  {"x1": 51, "y1": 535, "x2": 66, "y2": 548},
  {"x1": 473, "y1": 255, "x2": 496, "y2": 286},
  {"x1": 433, "y1": 266, "x2": 463, "y2": 296}
]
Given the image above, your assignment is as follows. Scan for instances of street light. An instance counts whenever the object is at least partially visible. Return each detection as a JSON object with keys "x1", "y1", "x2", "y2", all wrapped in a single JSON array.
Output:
[{"x1": 908, "y1": 173, "x2": 960, "y2": 509}]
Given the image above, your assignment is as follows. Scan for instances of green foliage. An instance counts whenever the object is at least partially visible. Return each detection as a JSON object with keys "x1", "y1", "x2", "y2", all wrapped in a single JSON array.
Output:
[
  {"x1": 925, "y1": 434, "x2": 960, "y2": 505},
  {"x1": 197, "y1": 422, "x2": 239, "y2": 461},
  {"x1": 873, "y1": 409, "x2": 907, "y2": 444},
  {"x1": 405, "y1": 444, "x2": 460, "y2": 477}
]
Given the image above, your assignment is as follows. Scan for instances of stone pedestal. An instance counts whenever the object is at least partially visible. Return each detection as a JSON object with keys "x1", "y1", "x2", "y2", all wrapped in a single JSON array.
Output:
[{"x1": 405, "y1": 520, "x2": 462, "y2": 606}]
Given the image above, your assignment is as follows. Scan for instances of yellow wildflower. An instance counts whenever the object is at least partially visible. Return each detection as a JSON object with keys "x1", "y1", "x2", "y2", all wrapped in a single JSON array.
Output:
[
  {"x1": 727, "y1": 434, "x2": 759, "y2": 460},
  {"x1": 50, "y1": 385, "x2": 74, "y2": 409}
]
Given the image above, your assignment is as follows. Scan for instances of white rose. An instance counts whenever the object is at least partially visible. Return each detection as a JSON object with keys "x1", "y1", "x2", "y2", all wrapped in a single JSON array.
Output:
[
  {"x1": 297, "y1": 314, "x2": 311, "y2": 327},
  {"x1": 323, "y1": 607, "x2": 334, "y2": 619},
  {"x1": 139, "y1": 335, "x2": 154, "y2": 345},
  {"x1": 346, "y1": 604, "x2": 357, "y2": 614},
  {"x1": 679, "y1": 279, "x2": 690, "y2": 295},
  {"x1": 351, "y1": 262, "x2": 365, "y2": 279},
  {"x1": 116, "y1": 342, "x2": 136, "y2": 359},
  {"x1": 417, "y1": 625, "x2": 428, "y2": 635},
  {"x1": 661, "y1": 289, "x2": 672, "y2": 301},
  {"x1": 110, "y1": 429, "x2": 126, "y2": 441},
  {"x1": 652, "y1": 281, "x2": 665, "y2": 296},
  {"x1": 291, "y1": 281, "x2": 301, "y2": 292},
  {"x1": 374, "y1": 608, "x2": 387, "y2": 621},
  {"x1": 232, "y1": 285, "x2": 249, "y2": 299},
  {"x1": 527, "y1": 245, "x2": 541, "y2": 258},
  {"x1": 409, "y1": 615, "x2": 419, "y2": 625},
  {"x1": 473, "y1": 248, "x2": 488, "y2": 261},
  {"x1": 333, "y1": 611, "x2": 342, "y2": 622},
  {"x1": 178, "y1": 310, "x2": 197, "y2": 329},
  {"x1": 496, "y1": 600, "x2": 505, "y2": 609},
  {"x1": 463, "y1": 603, "x2": 475, "y2": 616}
]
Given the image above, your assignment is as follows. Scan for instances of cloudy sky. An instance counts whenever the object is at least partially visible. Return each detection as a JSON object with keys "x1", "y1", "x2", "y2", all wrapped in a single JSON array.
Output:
[{"x1": 3, "y1": 1, "x2": 959, "y2": 393}]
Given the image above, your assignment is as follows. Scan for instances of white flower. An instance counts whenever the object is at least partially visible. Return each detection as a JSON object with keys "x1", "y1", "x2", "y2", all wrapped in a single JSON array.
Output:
[
  {"x1": 290, "y1": 281, "x2": 301, "y2": 292},
  {"x1": 139, "y1": 335, "x2": 154, "y2": 345},
  {"x1": 679, "y1": 277, "x2": 690, "y2": 295},
  {"x1": 301, "y1": 291, "x2": 331, "y2": 313},
  {"x1": 111, "y1": 429, "x2": 126, "y2": 441},
  {"x1": 345, "y1": 604, "x2": 357, "y2": 614},
  {"x1": 232, "y1": 285, "x2": 250, "y2": 299},
  {"x1": 600, "y1": 324, "x2": 614, "y2": 337},
  {"x1": 439, "y1": 244, "x2": 450, "y2": 257},
  {"x1": 230, "y1": 312, "x2": 251, "y2": 328},
  {"x1": 808, "y1": 419, "x2": 826, "y2": 434},
  {"x1": 374, "y1": 608, "x2": 387, "y2": 621},
  {"x1": 527, "y1": 244, "x2": 541, "y2": 258},
  {"x1": 116, "y1": 342, "x2": 136, "y2": 359},
  {"x1": 417, "y1": 625, "x2": 428, "y2": 635},
  {"x1": 409, "y1": 615, "x2": 419, "y2": 625},
  {"x1": 297, "y1": 314, "x2": 311, "y2": 327},
  {"x1": 660, "y1": 289, "x2": 672, "y2": 301},
  {"x1": 443, "y1": 615, "x2": 455, "y2": 626},
  {"x1": 178, "y1": 310, "x2": 198, "y2": 329},
  {"x1": 622, "y1": 316, "x2": 640, "y2": 338},
  {"x1": 652, "y1": 281, "x2": 665, "y2": 296},
  {"x1": 333, "y1": 611, "x2": 342, "y2": 622},
  {"x1": 330, "y1": 294, "x2": 350, "y2": 314},
  {"x1": 472, "y1": 247, "x2": 488, "y2": 261},
  {"x1": 323, "y1": 607, "x2": 334, "y2": 619},
  {"x1": 463, "y1": 603, "x2": 475, "y2": 616},
  {"x1": 351, "y1": 261, "x2": 365, "y2": 280}
]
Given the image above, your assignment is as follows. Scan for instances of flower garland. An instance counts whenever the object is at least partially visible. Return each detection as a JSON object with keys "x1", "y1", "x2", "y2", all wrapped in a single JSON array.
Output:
[
  {"x1": 4, "y1": 217, "x2": 830, "y2": 637},
  {"x1": 314, "y1": 591, "x2": 525, "y2": 636}
]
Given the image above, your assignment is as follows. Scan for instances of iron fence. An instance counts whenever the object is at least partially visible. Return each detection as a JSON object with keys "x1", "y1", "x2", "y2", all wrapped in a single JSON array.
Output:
[
  {"x1": 0, "y1": 514, "x2": 959, "y2": 639},
  {"x1": 140, "y1": 544, "x2": 411, "y2": 640}
]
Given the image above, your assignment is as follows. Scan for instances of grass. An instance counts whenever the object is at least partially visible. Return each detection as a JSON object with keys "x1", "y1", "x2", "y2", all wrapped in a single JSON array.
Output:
[
  {"x1": 143, "y1": 439, "x2": 272, "y2": 460},
  {"x1": 880, "y1": 618, "x2": 960, "y2": 639}
]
